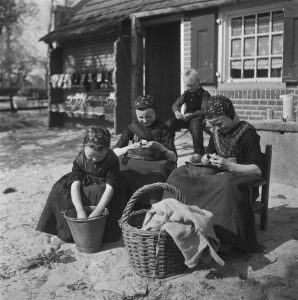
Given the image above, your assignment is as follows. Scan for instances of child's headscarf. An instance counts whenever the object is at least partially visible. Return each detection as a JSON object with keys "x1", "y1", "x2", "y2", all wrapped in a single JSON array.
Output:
[
  {"x1": 134, "y1": 95, "x2": 155, "y2": 110},
  {"x1": 83, "y1": 126, "x2": 111, "y2": 150},
  {"x1": 204, "y1": 95, "x2": 235, "y2": 120}
]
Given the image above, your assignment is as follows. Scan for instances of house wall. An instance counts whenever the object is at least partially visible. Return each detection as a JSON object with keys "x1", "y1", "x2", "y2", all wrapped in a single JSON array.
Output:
[
  {"x1": 181, "y1": 1, "x2": 298, "y2": 122},
  {"x1": 179, "y1": 0, "x2": 298, "y2": 185},
  {"x1": 48, "y1": 34, "x2": 119, "y2": 126},
  {"x1": 61, "y1": 35, "x2": 117, "y2": 123}
]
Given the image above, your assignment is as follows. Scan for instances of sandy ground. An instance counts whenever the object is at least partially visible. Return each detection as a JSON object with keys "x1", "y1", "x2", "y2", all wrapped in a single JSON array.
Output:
[{"x1": 0, "y1": 123, "x2": 298, "y2": 300}]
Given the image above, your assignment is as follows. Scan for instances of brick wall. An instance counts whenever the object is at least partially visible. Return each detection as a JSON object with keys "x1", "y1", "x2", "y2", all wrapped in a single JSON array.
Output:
[
  {"x1": 183, "y1": 19, "x2": 298, "y2": 121},
  {"x1": 207, "y1": 88, "x2": 298, "y2": 121}
]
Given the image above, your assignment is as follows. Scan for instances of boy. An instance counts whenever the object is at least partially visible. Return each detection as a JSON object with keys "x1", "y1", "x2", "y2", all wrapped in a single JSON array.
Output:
[{"x1": 166, "y1": 69, "x2": 210, "y2": 155}]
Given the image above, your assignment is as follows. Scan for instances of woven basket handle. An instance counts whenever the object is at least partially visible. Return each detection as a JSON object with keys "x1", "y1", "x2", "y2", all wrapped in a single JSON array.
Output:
[{"x1": 120, "y1": 182, "x2": 185, "y2": 225}]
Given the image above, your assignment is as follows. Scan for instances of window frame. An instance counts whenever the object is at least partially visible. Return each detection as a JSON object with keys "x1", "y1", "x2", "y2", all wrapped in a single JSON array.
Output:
[{"x1": 219, "y1": 3, "x2": 285, "y2": 84}]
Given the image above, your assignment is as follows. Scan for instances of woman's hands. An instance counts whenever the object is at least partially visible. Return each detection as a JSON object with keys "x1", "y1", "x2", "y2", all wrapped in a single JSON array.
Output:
[
  {"x1": 114, "y1": 140, "x2": 147, "y2": 156},
  {"x1": 129, "y1": 139, "x2": 148, "y2": 150},
  {"x1": 174, "y1": 111, "x2": 193, "y2": 121},
  {"x1": 88, "y1": 208, "x2": 104, "y2": 219},
  {"x1": 202, "y1": 153, "x2": 262, "y2": 175},
  {"x1": 130, "y1": 139, "x2": 163, "y2": 151},
  {"x1": 77, "y1": 209, "x2": 88, "y2": 219},
  {"x1": 202, "y1": 153, "x2": 234, "y2": 171},
  {"x1": 181, "y1": 113, "x2": 193, "y2": 121},
  {"x1": 141, "y1": 140, "x2": 162, "y2": 150},
  {"x1": 208, "y1": 154, "x2": 232, "y2": 170},
  {"x1": 128, "y1": 139, "x2": 176, "y2": 162},
  {"x1": 174, "y1": 110, "x2": 183, "y2": 119}
]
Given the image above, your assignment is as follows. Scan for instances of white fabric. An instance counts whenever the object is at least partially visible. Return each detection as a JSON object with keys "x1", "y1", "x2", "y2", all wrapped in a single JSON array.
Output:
[{"x1": 142, "y1": 198, "x2": 224, "y2": 268}]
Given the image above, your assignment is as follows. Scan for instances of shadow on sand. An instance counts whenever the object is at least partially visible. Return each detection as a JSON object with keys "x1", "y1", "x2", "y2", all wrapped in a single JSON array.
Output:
[{"x1": 194, "y1": 205, "x2": 298, "y2": 280}]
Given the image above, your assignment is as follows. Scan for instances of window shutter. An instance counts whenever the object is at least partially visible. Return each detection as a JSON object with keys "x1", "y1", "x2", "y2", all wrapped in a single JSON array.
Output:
[
  {"x1": 282, "y1": 2, "x2": 298, "y2": 83},
  {"x1": 191, "y1": 13, "x2": 216, "y2": 85}
]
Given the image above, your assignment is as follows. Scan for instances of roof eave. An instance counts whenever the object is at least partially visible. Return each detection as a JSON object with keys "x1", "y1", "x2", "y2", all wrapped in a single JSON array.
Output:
[
  {"x1": 40, "y1": 0, "x2": 238, "y2": 44},
  {"x1": 131, "y1": 0, "x2": 238, "y2": 19},
  {"x1": 39, "y1": 18, "x2": 126, "y2": 44}
]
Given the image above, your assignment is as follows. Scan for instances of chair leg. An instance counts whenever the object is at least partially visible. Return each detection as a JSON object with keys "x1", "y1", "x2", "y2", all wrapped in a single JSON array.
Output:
[
  {"x1": 260, "y1": 184, "x2": 269, "y2": 230},
  {"x1": 260, "y1": 208, "x2": 268, "y2": 230}
]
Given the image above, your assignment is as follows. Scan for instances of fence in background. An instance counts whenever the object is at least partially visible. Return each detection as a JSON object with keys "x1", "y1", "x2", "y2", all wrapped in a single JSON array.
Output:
[{"x1": 0, "y1": 87, "x2": 48, "y2": 112}]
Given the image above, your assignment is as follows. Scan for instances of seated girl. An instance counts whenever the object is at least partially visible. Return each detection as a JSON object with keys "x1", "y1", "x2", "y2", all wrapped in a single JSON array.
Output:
[
  {"x1": 36, "y1": 126, "x2": 127, "y2": 248},
  {"x1": 113, "y1": 95, "x2": 177, "y2": 207},
  {"x1": 165, "y1": 95, "x2": 265, "y2": 251}
]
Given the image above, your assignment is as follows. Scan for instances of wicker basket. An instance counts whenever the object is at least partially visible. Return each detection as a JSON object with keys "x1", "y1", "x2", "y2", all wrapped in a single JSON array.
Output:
[
  {"x1": 119, "y1": 182, "x2": 186, "y2": 278},
  {"x1": 185, "y1": 161, "x2": 221, "y2": 176},
  {"x1": 127, "y1": 148, "x2": 161, "y2": 161}
]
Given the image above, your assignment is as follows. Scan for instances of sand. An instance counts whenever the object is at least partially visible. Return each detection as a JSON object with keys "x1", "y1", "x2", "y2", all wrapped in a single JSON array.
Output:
[{"x1": 0, "y1": 126, "x2": 297, "y2": 300}]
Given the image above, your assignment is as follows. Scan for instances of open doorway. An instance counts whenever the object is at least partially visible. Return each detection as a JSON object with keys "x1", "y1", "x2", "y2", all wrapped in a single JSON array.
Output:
[{"x1": 145, "y1": 22, "x2": 180, "y2": 122}]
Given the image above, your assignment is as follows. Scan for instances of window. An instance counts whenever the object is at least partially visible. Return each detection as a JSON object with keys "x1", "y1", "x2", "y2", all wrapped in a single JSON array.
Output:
[{"x1": 229, "y1": 10, "x2": 283, "y2": 81}]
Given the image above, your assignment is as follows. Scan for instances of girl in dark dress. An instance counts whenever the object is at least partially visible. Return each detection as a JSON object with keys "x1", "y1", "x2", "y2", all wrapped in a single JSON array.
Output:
[
  {"x1": 165, "y1": 96, "x2": 265, "y2": 251},
  {"x1": 113, "y1": 95, "x2": 177, "y2": 207},
  {"x1": 36, "y1": 126, "x2": 127, "y2": 247}
]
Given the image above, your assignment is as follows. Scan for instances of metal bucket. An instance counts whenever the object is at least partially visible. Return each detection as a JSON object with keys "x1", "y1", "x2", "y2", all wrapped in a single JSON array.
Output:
[{"x1": 63, "y1": 206, "x2": 109, "y2": 253}]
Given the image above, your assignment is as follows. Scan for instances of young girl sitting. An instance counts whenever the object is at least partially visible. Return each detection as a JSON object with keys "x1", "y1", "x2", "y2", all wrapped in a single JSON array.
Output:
[
  {"x1": 113, "y1": 95, "x2": 177, "y2": 208},
  {"x1": 36, "y1": 126, "x2": 127, "y2": 248}
]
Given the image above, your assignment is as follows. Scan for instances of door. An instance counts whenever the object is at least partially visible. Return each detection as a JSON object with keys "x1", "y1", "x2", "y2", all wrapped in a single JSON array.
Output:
[{"x1": 145, "y1": 22, "x2": 180, "y2": 122}]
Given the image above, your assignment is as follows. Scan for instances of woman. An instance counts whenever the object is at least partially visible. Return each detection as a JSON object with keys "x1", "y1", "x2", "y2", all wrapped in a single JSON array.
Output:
[
  {"x1": 113, "y1": 95, "x2": 177, "y2": 208},
  {"x1": 201, "y1": 95, "x2": 263, "y2": 176},
  {"x1": 165, "y1": 96, "x2": 265, "y2": 251}
]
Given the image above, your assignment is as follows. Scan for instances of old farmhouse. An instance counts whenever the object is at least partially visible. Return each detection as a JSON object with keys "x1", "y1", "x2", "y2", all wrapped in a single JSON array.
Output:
[{"x1": 41, "y1": 0, "x2": 298, "y2": 133}]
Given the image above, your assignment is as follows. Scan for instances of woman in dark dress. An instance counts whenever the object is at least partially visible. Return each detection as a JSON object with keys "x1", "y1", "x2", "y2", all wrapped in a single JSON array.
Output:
[
  {"x1": 113, "y1": 95, "x2": 177, "y2": 207},
  {"x1": 165, "y1": 96, "x2": 265, "y2": 251},
  {"x1": 36, "y1": 126, "x2": 127, "y2": 247}
]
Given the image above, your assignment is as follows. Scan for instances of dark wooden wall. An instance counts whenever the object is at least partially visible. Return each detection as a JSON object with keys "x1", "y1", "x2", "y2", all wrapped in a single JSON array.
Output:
[{"x1": 145, "y1": 22, "x2": 181, "y2": 122}]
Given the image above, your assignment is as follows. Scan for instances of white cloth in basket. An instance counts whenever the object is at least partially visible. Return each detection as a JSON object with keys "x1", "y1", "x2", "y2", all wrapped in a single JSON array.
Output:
[{"x1": 141, "y1": 198, "x2": 224, "y2": 267}]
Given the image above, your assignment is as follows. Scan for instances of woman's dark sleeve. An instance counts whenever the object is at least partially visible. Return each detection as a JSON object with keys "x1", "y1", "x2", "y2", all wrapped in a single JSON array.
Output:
[
  {"x1": 205, "y1": 135, "x2": 216, "y2": 154},
  {"x1": 239, "y1": 129, "x2": 265, "y2": 175},
  {"x1": 105, "y1": 158, "x2": 120, "y2": 189},
  {"x1": 113, "y1": 128, "x2": 133, "y2": 148}
]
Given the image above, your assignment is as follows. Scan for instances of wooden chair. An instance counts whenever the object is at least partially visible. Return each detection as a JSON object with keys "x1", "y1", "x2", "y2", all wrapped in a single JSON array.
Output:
[{"x1": 248, "y1": 144, "x2": 272, "y2": 231}]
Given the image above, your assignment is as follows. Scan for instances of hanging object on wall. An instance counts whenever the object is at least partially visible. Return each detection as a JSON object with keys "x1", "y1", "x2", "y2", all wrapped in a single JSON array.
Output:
[
  {"x1": 57, "y1": 74, "x2": 65, "y2": 88},
  {"x1": 64, "y1": 93, "x2": 115, "y2": 119},
  {"x1": 63, "y1": 74, "x2": 72, "y2": 89},
  {"x1": 80, "y1": 74, "x2": 86, "y2": 86}
]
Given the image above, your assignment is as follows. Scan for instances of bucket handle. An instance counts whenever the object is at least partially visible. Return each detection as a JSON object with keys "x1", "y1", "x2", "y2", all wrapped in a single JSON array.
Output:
[{"x1": 119, "y1": 182, "x2": 185, "y2": 227}]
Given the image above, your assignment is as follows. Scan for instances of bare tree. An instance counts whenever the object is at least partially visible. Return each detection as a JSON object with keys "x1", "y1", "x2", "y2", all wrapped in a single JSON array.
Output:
[{"x1": 0, "y1": 0, "x2": 39, "y2": 88}]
